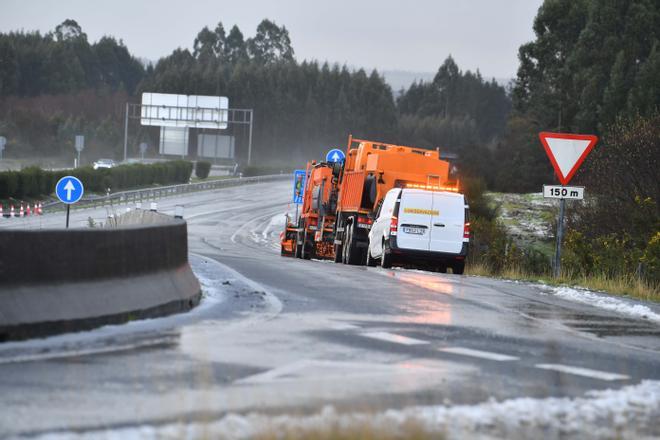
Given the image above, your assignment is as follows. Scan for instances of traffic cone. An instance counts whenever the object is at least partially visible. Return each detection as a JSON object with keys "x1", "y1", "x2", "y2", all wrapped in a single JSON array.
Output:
[
  {"x1": 37, "y1": 203, "x2": 43, "y2": 215},
  {"x1": 26, "y1": 204, "x2": 31, "y2": 216},
  {"x1": 10, "y1": 205, "x2": 15, "y2": 218},
  {"x1": 0, "y1": 204, "x2": 3, "y2": 218},
  {"x1": 19, "y1": 204, "x2": 24, "y2": 217}
]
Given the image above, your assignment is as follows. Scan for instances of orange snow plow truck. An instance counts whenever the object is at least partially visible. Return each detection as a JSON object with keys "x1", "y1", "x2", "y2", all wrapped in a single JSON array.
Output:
[{"x1": 280, "y1": 136, "x2": 458, "y2": 264}]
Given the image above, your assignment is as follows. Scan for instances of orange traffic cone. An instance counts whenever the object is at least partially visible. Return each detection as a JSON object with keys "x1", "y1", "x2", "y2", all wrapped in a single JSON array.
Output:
[
  {"x1": 26, "y1": 204, "x2": 31, "y2": 216},
  {"x1": 0, "y1": 204, "x2": 3, "y2": 218},
  {"x1": 19, "y1": 204, "x2": 24, "y2": 217},
  {"x1": 10, "y1": 205, "x2": 15, "y2": 218},
  {"x1": 39, "y1": 202, "x2": 43, "y2": 215}
]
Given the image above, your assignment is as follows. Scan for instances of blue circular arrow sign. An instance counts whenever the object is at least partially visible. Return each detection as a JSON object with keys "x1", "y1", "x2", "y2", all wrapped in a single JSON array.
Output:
[
  {"x1": 55, "y1": 176, "x2": 84, "y2": 204},
  {"x1": 326, "y1": 148, "x2": 345, "y2": 163}
]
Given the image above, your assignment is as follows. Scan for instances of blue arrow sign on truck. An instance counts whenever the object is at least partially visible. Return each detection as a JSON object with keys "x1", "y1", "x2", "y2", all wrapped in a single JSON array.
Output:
[
  {"x1": 325, "y1": 148, "x2": 345, "y2": 163},
  {"x1": 55, "y1": 176, "x2": 84, "y2": 204}
]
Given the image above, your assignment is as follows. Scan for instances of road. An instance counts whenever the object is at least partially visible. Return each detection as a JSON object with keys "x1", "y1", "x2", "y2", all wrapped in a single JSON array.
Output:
[{"x1": 1, "y1": 180, "x2": 659, "y2": 438}]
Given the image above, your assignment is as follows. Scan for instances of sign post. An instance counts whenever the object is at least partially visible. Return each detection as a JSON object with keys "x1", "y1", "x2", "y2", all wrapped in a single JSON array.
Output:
[
  {"x1": 74, "y1": 135, "x2": 85, "y2": 167},
  {"x1": 55, "y1": 176, "x2": 84, "y2": 228},
  {"x1": 292, "y1": 169, "x2": 306, "y2": 221},
  {"x1": 0, "y1": 136, "x2": 6, "y2": 160},
  {"x1": 539, "y1": 132, "x2": 598, "y2": 277}
]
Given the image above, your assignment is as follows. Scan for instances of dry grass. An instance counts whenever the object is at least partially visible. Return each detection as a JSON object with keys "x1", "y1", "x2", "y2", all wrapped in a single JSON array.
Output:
[{"x1": 466, "y1": 262, "x2": 660, "y2": 302}]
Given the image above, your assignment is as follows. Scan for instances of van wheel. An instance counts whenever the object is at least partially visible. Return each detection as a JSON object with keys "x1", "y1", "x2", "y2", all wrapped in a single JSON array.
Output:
[
  {"x1": 366, "y1": 246, "x2": 378, "y2": 267},
  {"x1": 452, "y1": 261, "x2": 465, "y2": 275},
  {"x1": 381, "y1": 240, "x2": 393, "y2": 269}
]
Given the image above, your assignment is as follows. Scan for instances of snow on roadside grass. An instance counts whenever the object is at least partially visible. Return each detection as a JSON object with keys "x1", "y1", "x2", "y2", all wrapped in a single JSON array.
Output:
[
  {"x1": 36, "y1": 380, "x2": 660, "y2": 439},
  {"x1": 550, "y1": 286, "x2": 660, "y2": 324}
]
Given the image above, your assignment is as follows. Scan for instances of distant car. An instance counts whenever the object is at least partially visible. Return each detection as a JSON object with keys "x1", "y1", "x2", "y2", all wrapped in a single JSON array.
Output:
[{"x1": 93, "y1": 159, "x2": 116, "y2": 170}]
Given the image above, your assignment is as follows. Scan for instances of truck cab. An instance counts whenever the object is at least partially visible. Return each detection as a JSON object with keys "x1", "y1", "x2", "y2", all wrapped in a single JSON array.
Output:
[{"x1": 367, "y1": 187, "x2": 469, "y2": 273}]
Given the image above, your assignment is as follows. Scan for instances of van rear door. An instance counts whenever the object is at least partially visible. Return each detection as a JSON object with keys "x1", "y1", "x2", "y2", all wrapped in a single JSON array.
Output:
[
  {"x1": 429, "y1": 193, "x2": 465, "y2": 254},
  {"x1": 396, "y1": 190, "x2": 433, "y2": 251}
]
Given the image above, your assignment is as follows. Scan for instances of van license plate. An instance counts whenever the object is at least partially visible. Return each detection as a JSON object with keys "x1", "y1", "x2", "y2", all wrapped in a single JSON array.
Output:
[{"x1": 402, "y1": 226, "x2": 425, "y2": 235}]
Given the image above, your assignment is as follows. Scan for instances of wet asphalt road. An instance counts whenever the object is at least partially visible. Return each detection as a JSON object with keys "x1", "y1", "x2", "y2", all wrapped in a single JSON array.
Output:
[{"x1": 0, "y1": 180, "x2": 659, "y2": 437}]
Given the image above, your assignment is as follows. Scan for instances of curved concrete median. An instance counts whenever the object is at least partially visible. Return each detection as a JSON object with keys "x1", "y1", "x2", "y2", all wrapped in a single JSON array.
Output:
[{"x1": 0, "y1": 211, "x2": 201, "y2": 341}]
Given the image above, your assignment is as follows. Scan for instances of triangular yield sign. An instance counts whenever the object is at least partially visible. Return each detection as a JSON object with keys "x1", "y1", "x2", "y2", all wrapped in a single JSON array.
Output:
[{"x1": 539, "y1": 132, "x2": 598, "y2": 185}]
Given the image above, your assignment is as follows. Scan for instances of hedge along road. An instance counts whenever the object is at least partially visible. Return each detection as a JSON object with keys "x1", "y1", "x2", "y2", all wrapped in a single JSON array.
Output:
[{"x1": 0, "y1": 179, "x2": 659, "y2": 438}]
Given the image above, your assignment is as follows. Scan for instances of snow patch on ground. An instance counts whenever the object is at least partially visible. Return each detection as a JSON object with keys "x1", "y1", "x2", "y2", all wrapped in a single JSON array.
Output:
[
  {"x1": 550, "y1": 286, "x2": 660, "y2": 324},
  {"x1": 35, "y1": 380, "x2": 660, "y2": 439}
]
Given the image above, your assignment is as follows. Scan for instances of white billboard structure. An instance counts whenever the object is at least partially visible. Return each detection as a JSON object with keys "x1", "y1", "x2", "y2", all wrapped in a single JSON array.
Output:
[
  {"x1": 124, "y1": 93, "x2": 254, "y2": 165},
  {"x1": 197, "y1": 134, "x2": 235, "y2": 159},
  {"x1": 123, "y1": 93, "x2": 253, "y2": 163},
  {"x1": 140, "y1": 93, "x2": 229, "y2": 129},
  {"x1": 139, "y1": 93, "x2": 228, "y2": 158},
  {"x1": 159, "y1": 127, "x2": 189, "y2": 156}
]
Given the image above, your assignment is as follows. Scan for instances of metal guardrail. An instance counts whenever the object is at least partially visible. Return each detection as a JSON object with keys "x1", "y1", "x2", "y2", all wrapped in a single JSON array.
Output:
[{"x1": 43, "y1": 174, "x2": 292, "y2": 212}]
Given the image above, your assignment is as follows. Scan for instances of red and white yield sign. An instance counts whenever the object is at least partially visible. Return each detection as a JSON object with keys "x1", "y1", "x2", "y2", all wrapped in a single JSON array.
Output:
[{"x1": 539, "y1": 132, "x2": 598, "y2": 185}]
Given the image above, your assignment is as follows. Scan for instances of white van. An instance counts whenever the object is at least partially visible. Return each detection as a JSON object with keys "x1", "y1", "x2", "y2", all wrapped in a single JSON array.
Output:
[{"x1": 366, "y1": 188, "x2": 469, "y2": 273}]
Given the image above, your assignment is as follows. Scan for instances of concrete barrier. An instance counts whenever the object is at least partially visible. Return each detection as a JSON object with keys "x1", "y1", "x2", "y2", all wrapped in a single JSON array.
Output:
[{"x1": 0, "y1": 212, "x2": 201, "y2": 341}]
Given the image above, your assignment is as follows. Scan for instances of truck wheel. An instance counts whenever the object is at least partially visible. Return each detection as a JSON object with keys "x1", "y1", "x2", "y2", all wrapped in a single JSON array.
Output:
[
  {"x1": 302, "y1": 231, "x2": 314, "y2": 260},
  {"x1": 366, "y1": 246, "x2": 377, "y2": 267},
  {"x1": 294, "y1": 241, "x2": 302, "y2": 259},
  {"x1": 344, "y1": 223, "x2": 361, "y2": 265},
  {"x1": 333, "y1": 243, "x2": 342, "y2": 263},
  {"x1": 381, "y1": 240, "x2": 393, "y2": 269},
  {"x1": 452, "y1": 261, "x2": 465, "y2": 275}
]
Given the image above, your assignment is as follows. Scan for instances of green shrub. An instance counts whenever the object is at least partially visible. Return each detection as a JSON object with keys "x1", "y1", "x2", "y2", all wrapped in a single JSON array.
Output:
[
  {"x1": 195, "y1": 161, "x2": 211, "y2": 179},
  {"x1": 0, "y1": 171, "x2": 19, "y2": 199},
  {"x1": 641, "y1": 232, "x2": 660, "y2": 284},
  {"x1": 17, "y1": 167, "x2": 43, "y2": 198},
  {"x1": 0, "y1": 160, "x2": 194, "y2": 199}
]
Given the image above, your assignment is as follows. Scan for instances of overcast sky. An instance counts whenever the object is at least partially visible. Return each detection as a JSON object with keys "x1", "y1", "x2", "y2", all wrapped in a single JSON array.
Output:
[{"x1": 1, "y1": 0, "x2": 543, "y2": 79}]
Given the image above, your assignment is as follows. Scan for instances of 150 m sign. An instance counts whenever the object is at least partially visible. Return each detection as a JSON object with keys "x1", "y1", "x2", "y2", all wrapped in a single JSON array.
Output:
[{"x1": 543, "y1": 185, "x2": 584, "y2": 200}]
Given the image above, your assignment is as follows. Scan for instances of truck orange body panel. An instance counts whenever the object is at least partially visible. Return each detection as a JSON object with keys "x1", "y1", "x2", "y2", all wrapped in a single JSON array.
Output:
[{"x1": 337, "y1": 137, "x2": 451, "y2": 215}]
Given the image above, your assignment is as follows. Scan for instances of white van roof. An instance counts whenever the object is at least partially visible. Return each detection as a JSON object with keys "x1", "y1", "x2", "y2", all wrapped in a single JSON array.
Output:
[{"x1": 400, "y1": 188, "x2": 465, "y2": 199}]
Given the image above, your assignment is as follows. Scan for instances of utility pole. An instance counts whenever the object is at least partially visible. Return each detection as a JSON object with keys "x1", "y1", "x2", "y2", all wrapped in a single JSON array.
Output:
[
  {"x1": 247, "y1": 109, "x2": 254, "y2": 166},
  {"x1": 123, "y1": 102, "x2": 129, "y2": 162}
]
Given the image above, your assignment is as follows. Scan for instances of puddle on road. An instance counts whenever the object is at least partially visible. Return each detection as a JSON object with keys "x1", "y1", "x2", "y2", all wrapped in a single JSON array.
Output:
[{"x1": 517, "y1": 301, "x2": 660, "y2": 338}]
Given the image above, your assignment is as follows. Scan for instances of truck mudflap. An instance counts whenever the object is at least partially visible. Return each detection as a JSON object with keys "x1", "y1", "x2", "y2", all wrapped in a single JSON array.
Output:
[{"x1": 280, "y1": 222, "x2": 299, "y2": 257}]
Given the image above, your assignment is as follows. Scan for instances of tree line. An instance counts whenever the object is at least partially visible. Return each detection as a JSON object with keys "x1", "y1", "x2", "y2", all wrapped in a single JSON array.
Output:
[
  {"x1": 495, "y1": 0, "x2": 659, "y2": 192},
  {"x1": 0, "y1": 18, "x2": 509, "y2": 168}
]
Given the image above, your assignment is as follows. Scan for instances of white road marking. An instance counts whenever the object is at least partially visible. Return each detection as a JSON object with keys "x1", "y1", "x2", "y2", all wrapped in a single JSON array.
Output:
[
  {"x1": 535, "y1": 363, "x2": 629, "y2": 381},
  {"x1": 439, "y1": 347, "x2": 519, "y2": 361},
  {"x1": 330, "y1": 322, "x2": 361, "y2": 330},
  {"x1": 361, "y1": 331, "x2": 429, "y2": 345}
]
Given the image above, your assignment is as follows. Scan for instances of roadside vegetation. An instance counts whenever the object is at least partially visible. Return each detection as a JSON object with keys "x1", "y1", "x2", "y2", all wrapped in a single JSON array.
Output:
[
  {"x1": 0, "y1": 160, "x2": 193, "y2": 201},
  {"x1": 458, "y1": 0, "x2": 659, "y2": 302},
  {"x1": 464, "y1": 115, "x2": 659, "y2": 301}
]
